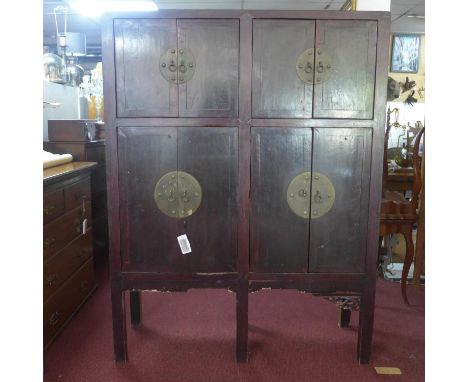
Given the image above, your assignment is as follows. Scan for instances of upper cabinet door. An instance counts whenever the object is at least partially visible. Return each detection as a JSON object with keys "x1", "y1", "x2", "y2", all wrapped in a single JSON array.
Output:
[
  {"x1": 313, "y1": 20, "x2": 377, "y2": 119},
  {"x1": 252, "y1": 20, "x2": 315, "y2": 118},
  {"x1": 178, "y1": 19, "x2": 239, "y2": 118},
  {"x1": 114, "y1": 19, "x2": 178, "y2": 117}
]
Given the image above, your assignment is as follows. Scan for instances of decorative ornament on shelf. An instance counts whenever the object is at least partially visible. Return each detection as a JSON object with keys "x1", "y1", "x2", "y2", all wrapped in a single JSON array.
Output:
[
  {"x1": 80, "y1": 63, "x2": 104, "y2": 122},
  {"x1": 417, "y1": 86, "x2": 425, "y2": 99},
  {"x1": 401, "y1": 76, "x2": 416, "y2": 93},
  {"x1": 404, "y1": 90, "x2": 418, "y2": 106}
]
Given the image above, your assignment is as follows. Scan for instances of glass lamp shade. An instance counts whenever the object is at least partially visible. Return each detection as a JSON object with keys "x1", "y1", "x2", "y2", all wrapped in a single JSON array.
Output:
[{"x1": 57, "y1": 32, "x2": 87, "y2": 56}]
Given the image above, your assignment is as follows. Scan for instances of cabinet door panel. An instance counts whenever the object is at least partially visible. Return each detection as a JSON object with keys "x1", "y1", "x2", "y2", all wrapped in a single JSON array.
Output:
[
  {"x1": 118, "y1": 127, "x2": 180, "y2": 272},
  {"x1": 177, "y1": 128, "x2": 238, "y2": 272},
  {"x1": 313, "y1": 20, "x2": 377, "y2": 119},
  {"x1": 118, "y1": 127, "x2": 238, "y2": 273},
  {"x1": 178, "y1": 19, "x2": 239, "y2": 117},
  {"x1": 250, "y1": 128, "x2": 311, "y2": 273},
  {"x1": 115, "y1": 19, "x2": 178, "y2": 117},
  {"x1": 252, "y1": 20, "x2": 315, "y2": 118},
  {"x1": 309, "y1": 128, "x2": 372, "y2": 273}
]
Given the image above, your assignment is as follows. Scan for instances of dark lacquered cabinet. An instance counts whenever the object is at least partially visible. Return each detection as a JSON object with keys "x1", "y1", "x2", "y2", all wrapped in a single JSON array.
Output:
[{"x1": 102, "y1": 10, "x2": 390, "y2": 364}]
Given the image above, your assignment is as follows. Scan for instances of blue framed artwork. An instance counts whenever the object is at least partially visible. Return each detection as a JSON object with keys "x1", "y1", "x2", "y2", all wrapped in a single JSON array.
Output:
[{"x1": 390, "y1": 34, "x2": 421, "y2": 73}]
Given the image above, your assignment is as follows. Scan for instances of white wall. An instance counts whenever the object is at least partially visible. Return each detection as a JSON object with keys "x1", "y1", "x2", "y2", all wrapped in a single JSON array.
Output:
[{"x1": 43, "y1": 80, "x2": 81, "y2": 141}]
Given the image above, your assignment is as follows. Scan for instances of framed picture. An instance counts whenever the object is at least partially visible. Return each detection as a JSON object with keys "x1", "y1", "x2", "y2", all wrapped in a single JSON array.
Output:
[{"x1": 390, "y1": 34, "x2": 421, "y2": 73}]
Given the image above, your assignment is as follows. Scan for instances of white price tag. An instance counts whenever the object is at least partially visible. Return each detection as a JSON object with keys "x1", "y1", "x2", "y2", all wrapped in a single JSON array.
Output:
[{"x1": 177, "y1": 234, "x2": 192, "y2": 255}]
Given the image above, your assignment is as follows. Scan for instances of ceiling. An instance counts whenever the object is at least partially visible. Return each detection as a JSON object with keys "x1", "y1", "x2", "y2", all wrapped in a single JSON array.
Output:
[{"x1": 43, "y1": 0, "x2": 425, "y2": 58}]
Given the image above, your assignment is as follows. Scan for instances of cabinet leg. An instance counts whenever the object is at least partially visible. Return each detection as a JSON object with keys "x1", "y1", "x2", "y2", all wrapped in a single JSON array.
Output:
[
  {"x1": 338, "y1": 307, "x2": 351, "y2": 328},
  {"x1": 357, "y1": 291, "x2": 375, "y2": 364},
  {"x1": 236, "y1": 280, "x2": 248, "y2": 363},
  {"x1": 111, "y1": 283, "x2": 128, "y2": 362},
  {"x1": 130, "y1": 290, "x2": 142, "y2": 326}
]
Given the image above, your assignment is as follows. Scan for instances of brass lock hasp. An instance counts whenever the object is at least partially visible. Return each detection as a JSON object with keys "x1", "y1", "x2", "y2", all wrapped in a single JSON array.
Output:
[
  {"x1": 159, "y1": 48, "x2": 196, "y2": 84},
  {"x1": 154, "y1": 171, "x2": 202, "y2": 219},
  {"x1": 287, "y1": 171, "x2": 335, "y2": 219},
  {"x1": 296, "y1": 48, "x2": 333, "y2": 85}
]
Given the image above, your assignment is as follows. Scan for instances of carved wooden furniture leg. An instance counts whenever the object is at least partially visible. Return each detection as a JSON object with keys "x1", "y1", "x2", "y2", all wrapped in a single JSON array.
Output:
[
  {"x1": 236, "y1": 281, "x2": 248, "y2": 363},
  {"x1": 339, "y1": 307, "x2": 351, "y2": 328},
  {"x1": 357, "y1": 290, "x2": 375, "y2": 364},
  {"x1": 130, "y1": 290, "x2": 141, "y2": 326},
  {"x1": 401, "y1": 225, "x2": 415, "y2": 305},
  {"x1": 111, "y1": 281, "x2": 128, "y2": 362},
  {"x1": 413, "y1": 148, "x2": 425, "y2": 286}
]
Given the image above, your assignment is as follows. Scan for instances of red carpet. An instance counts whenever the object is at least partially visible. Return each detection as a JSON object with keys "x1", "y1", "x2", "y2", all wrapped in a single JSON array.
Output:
[{"x1": 44, "y1": 262, "x2": 424, "y2": 382}]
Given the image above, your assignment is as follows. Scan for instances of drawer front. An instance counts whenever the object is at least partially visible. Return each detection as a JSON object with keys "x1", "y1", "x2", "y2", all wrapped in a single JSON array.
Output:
[
  {"x1": 43, "y1": 189, "x2": 65, "y2": 224},
  {"x1": 44, "y1": 230, "x2": 93, "y2": 301},
  {"x1": 64, "y1": 179, "x2": 91, "y2": 210},
  {"x1": 43, "y1": 201, "x2": 92, "y2": 260},
  {"x1": 86, "y1": 146, "x2": 106, "y2": 165},
  {"x1": 44, "y1": 258, "x2": 94, "y2": 348}
]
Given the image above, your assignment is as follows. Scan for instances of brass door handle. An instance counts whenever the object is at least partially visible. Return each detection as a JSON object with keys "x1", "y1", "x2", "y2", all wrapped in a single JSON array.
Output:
[
  {"x1": 179, "y1": 60, "x2": 187, "y2": 73},
  {"x1": 44, "y1": 237, "x2": 56, "y2": 249},
  {"x1": 168, "y1": 60, "x2": 177, "y2": 72},
  {"x1": 77, "y1": 248, "x2": 88, "y2": 259},
  {"x1": 296, "y1": 48, "x2": 333, "y2": 84},
  {"x1": 49, "y1": 311, "x2": 60, "y2": 326},
  {"x1": 154, "y1": 171, "x2": 202, "y2": 218},
  {"x1": 47, "y1": 274, "x2": 58, "y2": 286},
  {"x1": 44, "y1": 205, "x2": 56, "y2": 215},
  {"x1": 74, "y1": 218, "x2": 83, "y2": 234},
  {"x1": 160, "y1": 48, "x2": 196, "y2": 84},
  {"x1": 317, "y1": 61, "x2": 324, "y2": 73},
  {"x1": 75, "y1": 191, "x2": 85, "y2": 200},
  {"x1": 80, "y1": 280, "x2": 89, "y2": 293}
]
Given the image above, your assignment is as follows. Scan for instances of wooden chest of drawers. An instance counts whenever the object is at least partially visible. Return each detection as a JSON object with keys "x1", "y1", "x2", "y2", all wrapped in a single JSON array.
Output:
[
  {"x1": 43, "y1": 162, "x2": 97, "y2": 349},
  {"x1": 44, "y1": 139, "x2": 108, "y2": 262}
]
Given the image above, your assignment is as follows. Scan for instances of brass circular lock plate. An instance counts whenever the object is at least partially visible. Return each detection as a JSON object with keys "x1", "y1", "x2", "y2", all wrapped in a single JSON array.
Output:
[
  {"x1": 309, "y1": 172, "x2": 335, "y2": 218},
  {"x1": 296, "y1": 48, "x2": 315, "y2": 85},
  {"x1": 159, "y1": 48, "x2": 196, "y2": 84},
  {"x1": 287, "y1": 171, "x2": 335, "y2": 219},
  {"x1": 154, "y1": 171, "x2": 202, "y2": 219},
  {"x1": 314, "y1": 49, "x2": 333, "y2": 85},
  {"x1": 296, "y1": 48, "x2": 333, "y2": 85}
]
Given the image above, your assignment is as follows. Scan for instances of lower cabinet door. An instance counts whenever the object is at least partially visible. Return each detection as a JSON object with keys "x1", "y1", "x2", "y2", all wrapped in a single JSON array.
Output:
[
  {"x1": 249, "y1": 127, "x2": 372, "y2": 274},
  {"x1": 118, "y1": 126, "x2": 238, "y2": 273},
  {"x1": 308, "y1": 128, "x2": 372, "y2": 273},
  {"x1": 250, "y1": 128, "x2": 312, "y2": 273}
]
